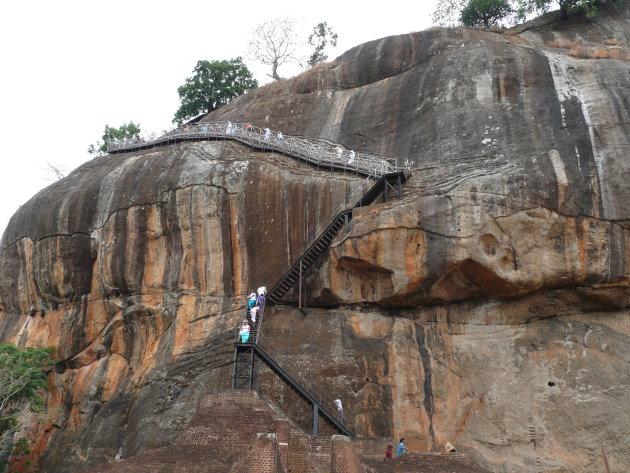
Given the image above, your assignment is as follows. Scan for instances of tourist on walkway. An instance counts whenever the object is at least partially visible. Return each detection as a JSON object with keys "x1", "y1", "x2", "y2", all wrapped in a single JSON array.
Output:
[
  {"x1": 248, "y1": 292, "x2": 257, "y2": 310},
  {"x1": 384, "y1": 445, "x2": 393, "y2": 461},
  {"x1": 264, "y1": 127, "x2": 271, "y2": 143},
  {"x1": 335, "y1": 146, "x2": 342, "y2": 159},
  {"x1": 335, "y1": 399, "x2": 344, "y2": 423},
  {"x1": 239, "y1": 320, "x2": 250, "y2": 343},
  {"x1": 226, "y1": 121, "x2": 233, "y2": 135},
  {"x1": 397, "y1": 438, "x2": 407, "y2": 455},
  {"x1": 246, "y1": 123, "x2": 252, "y2": 134},
  {"x1": 348, "y1": 150, "x2": 355, "y2": 164},
  {"x1": 276, "y1": 131, "x2": 283, "y2": 143}
]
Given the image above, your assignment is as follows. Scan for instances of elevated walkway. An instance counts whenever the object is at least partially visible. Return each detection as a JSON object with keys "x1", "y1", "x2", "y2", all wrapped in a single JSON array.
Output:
[{"x1": 107, "y1": 121, "x2": 403, "y2": 178}]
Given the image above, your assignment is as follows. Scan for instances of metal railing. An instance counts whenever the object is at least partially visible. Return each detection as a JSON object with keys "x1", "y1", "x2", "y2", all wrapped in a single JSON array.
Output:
[
  {"x1": 256, "y1": 331, "x2": 354, "y2": 432},
  {"x1": 107, "y1": 121, "x2": 402, "y2": 178},
  {"x1": 242, "y1": 329, "x2": 353, "y2": 433}
]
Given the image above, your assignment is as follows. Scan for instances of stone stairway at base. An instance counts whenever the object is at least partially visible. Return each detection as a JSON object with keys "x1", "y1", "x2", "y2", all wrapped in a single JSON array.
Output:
[
  {"x1": 75, "y1": 390, "x2": 491, "y2": 473},
  {"x1": 362, "y1": 452, "x2": 493, "y2": 473}
]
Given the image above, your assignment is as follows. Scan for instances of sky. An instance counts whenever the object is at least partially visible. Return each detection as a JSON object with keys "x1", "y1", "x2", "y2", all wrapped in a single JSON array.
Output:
[{"x1": 0, "y1": 0, "x2": 439, "y2": 237}]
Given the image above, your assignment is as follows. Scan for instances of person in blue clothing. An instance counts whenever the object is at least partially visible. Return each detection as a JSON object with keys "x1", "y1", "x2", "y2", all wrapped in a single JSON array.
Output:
[
  {"x1": 396, "y1": 438, "x2": 407, "y2": 455},
  {"x1": 248, "y1": 292, "x2": 257, "y2": 310},
  {"x1": 239, "y1": 320, "x2": 250, "y2": 343}
]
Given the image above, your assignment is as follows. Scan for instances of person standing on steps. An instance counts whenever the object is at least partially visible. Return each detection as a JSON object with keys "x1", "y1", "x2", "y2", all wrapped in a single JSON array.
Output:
[
  {"x1": 276, "y1": 131, "x2": 283, "y2": 144},
  {"x1": 239, "y1": 320, "x2": 250, "y2": 343},
  {"x1": 335, "y1": 399, "x2": 344, "y2": 424},
  {"x1": 397, "y1": 438, "x2": 407, "y2": 455},
  {"x1": 249, "y1": 306, "x2": 259, "y2": 325},
  {"x1": 226, "y1": 121, "x2": 233, "y2": 135},
  {"x1": 264, "y1": 127, "x2": 271, "y2": 143},
  {"x1": 256, "y1": 287, "x2": 266, "y2": 310},
  {"x1": 248, "y1": 292, "x2": 257, "y2": 310},
  {"x1": 335, "y1": 146, "x2": 342, "y2": 159},
  {"x1": 384, "y1": 445, "x2": 393, "y2": 461}
]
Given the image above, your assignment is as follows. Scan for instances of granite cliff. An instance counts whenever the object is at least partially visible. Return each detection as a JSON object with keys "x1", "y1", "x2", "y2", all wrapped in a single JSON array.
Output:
[{"x1": 0, "y1": 5, "x2": 629, "y2": 473}]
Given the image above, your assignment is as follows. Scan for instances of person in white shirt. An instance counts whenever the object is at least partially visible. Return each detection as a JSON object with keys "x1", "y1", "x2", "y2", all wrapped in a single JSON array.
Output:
[
  {"x1": 250, "y1": 306, "x2": 259, "y2": 324},
  {"x1": 239, "y1": 320, "x2": 250, "y2": 343},
  {"x1": 335, "y1": 399, "x2": 344, "y2": 423}
]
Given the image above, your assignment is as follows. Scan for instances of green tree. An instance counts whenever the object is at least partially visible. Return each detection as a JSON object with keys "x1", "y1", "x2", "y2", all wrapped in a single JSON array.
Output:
[
  {"x1": 461, "y1": 0, "x2": 513, "y2": 27},
  {"x1": 88, "y1": 122, "x2": 141, "y2": 155},
  {"x1": 0, "y1": 343, "x2": 53, "y2": 469},
  {"x1": 436, "y1": 0, "x2": 623, "y2": 24},
  {"x1": 173, "y1": 58, "x2": 257, "y2": 125},
  {"x1": 307, "y1": 22, "x2": 338, "y2": 68},
  {"x1": 516, "y1": 0, "x2": 626, "y2": 20}
]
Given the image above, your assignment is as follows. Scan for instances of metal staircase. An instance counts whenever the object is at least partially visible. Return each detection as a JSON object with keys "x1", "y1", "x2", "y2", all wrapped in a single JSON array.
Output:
[
  {"x1": 232, "y1": 166, "x2": 409, "y2": 438},
  {"x1": 232, "y1": 331, "x2": 354, "y2": 437},
  {"x1": 266, "y1": 171, "x2": 408, "y2": 306}
]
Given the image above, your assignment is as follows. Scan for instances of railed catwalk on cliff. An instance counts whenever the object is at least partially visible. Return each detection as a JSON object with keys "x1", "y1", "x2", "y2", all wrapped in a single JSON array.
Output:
[{"x1": 107, "y1": 121, "x2": 407, "y2": 178}]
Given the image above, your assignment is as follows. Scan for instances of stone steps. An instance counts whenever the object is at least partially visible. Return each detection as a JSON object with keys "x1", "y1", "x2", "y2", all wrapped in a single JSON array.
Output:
[
  {"x1": 75, "y1": 391, "x2": 490, "y2": 473},
  {"x1": 362, "y1": 452, "x2": 492, "y2": 473}
]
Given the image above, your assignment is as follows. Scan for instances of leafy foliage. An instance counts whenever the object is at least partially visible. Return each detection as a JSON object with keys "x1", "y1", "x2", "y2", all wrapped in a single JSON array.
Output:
[
  {"x1": 0, "y1": 343, "x2": 53, "y2": 469},
  {"x1": 435, "y1": 0, "x2": 625, "y2": 25},
  {"x1": 173, "y1": 58, "x2": 258, "y2": 125},
  {"x1": 88, "y1": 122, "x2": 141, "y2": 155},
  {"x1": 307, "y1": 22, "x2": 338, "y2": 68},
  {"x1": 432, "y1": 0, "x2": 469, "y2": 24},
  {"x1": 515, "y1": 0, "x2": 623, "y2": 19},
  {"x1": 461, "y1": 0, "x2": 513, "y2": 26},
  {"x1": 248, "y1": 18, "x2": 300, "y2": 80}
]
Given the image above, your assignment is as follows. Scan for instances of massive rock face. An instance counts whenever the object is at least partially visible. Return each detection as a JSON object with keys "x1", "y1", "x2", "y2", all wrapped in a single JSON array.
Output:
[{"x1": 1, "y1": 5, "x2": 629, "y2": 473}]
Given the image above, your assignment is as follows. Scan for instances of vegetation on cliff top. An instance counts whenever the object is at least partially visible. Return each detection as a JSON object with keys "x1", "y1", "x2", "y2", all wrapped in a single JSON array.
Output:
[
  {"x1": 173, "y1": 58, "x2": 258, "y2": 125},
  {"x1": 248, "y1": 18, "x2": 339, "y2": 80},
  {"x1": 434, "y1": 0, "x2": 627, "y2": 26},
  {"x1": 88, "y1": 122, "x2": 141, "y2": 155}
]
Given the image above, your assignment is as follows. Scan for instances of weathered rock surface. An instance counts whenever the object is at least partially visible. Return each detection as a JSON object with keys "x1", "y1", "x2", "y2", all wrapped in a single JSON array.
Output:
[{"x1": 1, "y1": 5, "x2": 630, "y2": 473}]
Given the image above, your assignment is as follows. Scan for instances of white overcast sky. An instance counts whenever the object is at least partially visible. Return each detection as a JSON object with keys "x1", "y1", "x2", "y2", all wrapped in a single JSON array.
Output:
[{"x1": 0, "y1": 0, "x2": 439, "y2": 237}]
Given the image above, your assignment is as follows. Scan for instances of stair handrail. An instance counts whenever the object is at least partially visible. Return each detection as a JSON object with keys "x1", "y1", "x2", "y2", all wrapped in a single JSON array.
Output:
[
  {"x1": 265, "y1": 172, "x2": 379, "y2": 304},
  {"x1": 254, "y1": 330, "x2": 355, "y2": 433},
  {"x1": 233, "y1": 318, "x2": 354, "y2": 434},
  {"x1": 106, "y1": 121, "x2": 397, "y2": 178},
  {"x1": 265, "y1": 208, "x2": 352, "y2": 304}
]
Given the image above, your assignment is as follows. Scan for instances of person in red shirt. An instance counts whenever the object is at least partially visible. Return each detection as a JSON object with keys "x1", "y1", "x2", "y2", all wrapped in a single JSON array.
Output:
[{"x1": 384, "y1": 445, "x2": 393, "y2": 461}]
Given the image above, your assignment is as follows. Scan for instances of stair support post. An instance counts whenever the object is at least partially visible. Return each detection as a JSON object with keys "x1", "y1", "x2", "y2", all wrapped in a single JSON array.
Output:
[
  {"x1": 312, "y1": 403, "x2": 319, "y2": 436},
  {"x1": 299, "y1": 260, "x2": 302, "y2": 309},
  {"x1": 231, "y1": 347, "x2": 238, "y2": 389},
  {"x1": 248, "y1": 347, "x2": 255, "y2": 390}
]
